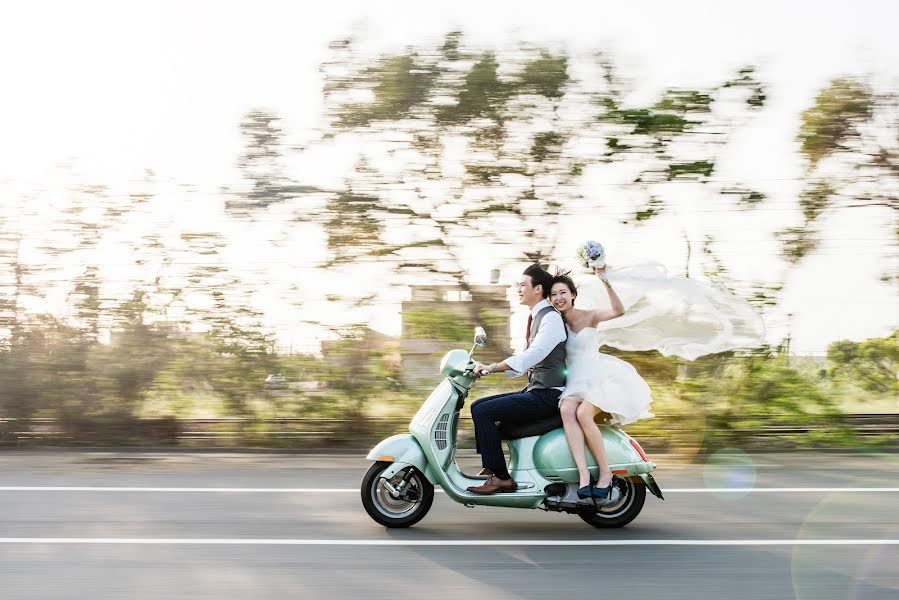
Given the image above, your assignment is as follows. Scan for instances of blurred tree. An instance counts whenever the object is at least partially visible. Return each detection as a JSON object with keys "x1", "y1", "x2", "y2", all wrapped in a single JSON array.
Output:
[
  {"x1": 826, "y1": 330, "x2": 898, "y2": 395},
  {"x1": 226, "y1": 109, "x2": 322, "y2": 216},
  {"x1": 781, "y1": 78, "x2": 898, "y2": 271},
  {"x1": 319, "y1": 34, "x2": 584, "y2": 286},
  {"x1": 69, "y1": 265, "x2": 102, "y2": 341},
  {"x1": 316, "y1": 36, "x2": 776, "y2": 318},
  {"x1": 313, "y1": 35, "x2": 780, "y2": 405},
  {"x1": 319, "y1": 326, "x2": 399, "y2": 419},
  {"x1": 596, "y1": 63, "x2": 768, "y2": 281},
  {"x1": 599, "y1": 66, "x2": 765, "y2": 185},
  {"x1": 679, "y1": 348, "x2": 849, "y2": 448}
]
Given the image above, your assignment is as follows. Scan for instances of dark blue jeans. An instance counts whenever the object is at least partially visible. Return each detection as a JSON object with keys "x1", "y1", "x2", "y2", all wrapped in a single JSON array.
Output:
[{"x1": 470, "y1": 388, "x2": 562, "y2": 479}]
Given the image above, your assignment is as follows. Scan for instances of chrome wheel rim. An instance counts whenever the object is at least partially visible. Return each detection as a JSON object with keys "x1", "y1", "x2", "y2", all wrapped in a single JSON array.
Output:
[
  {"x1": 593, "y1": 479, "x2": 635, "y2": 518},
  {"x1": 371, "y1": 468, "x2": 422, "y2": 519}
]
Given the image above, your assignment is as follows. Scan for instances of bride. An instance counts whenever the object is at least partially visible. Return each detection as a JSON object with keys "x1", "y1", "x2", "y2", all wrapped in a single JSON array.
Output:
[{"x1": 552, "y1": 241, "x2": 765, "y2": 505}]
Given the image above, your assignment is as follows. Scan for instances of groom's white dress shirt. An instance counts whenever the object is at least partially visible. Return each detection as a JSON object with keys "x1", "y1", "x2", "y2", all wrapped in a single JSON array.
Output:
[{"x1": 503, "y1": 299, "x2": 566, "y2": 391}]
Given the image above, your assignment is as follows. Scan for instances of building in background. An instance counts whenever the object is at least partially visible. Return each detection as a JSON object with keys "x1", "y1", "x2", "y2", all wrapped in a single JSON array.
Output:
[{"x1": 400, "y1": 282, "x2": 512, "y2": 387}]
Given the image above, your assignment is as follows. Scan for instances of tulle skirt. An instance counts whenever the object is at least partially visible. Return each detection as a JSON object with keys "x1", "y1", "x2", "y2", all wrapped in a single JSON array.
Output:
[
  {"x1": 559, "y1": 353, "x2": 655, "y2": 426},
  {"x1": 574, "y1": 262, "x2": 766, "y2": 361}
]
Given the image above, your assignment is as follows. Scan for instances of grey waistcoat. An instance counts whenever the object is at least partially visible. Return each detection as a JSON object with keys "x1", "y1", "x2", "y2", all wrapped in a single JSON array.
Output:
[{"x1": 525, "y1": 305, "x2": 567, "y2": 391}]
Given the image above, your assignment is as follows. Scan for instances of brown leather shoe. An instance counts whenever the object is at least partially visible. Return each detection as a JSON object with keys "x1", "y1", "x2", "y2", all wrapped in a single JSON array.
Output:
[
  {"x1": 476, "y1": 467, "x2": 494, "y2": 477},
  {"x1": 467, "y1": 475, "x2": 517, "y2": 495}
]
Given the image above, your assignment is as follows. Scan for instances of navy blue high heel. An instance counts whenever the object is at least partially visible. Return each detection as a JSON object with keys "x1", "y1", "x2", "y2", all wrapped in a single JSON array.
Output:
[
  {"x1": 592, "y1": 476, "x2": 621, "y2": 505},
  {"x1": 576, "y1": 475, "x2": 597, "y2": 499}
]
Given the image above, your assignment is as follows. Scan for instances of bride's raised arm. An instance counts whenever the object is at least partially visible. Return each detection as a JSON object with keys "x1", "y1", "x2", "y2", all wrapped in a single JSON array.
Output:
[{"x1": 587, "y1": 267, "x2": 625, "y2": 327}]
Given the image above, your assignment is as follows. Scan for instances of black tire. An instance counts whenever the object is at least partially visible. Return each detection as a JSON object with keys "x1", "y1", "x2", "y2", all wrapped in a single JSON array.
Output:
[
  {"x1": 361, "y1": 461, "x2": 434, "y2": 528},
  {"x1": 578, "y1": 477, "x2": 646, "y2": 529}
]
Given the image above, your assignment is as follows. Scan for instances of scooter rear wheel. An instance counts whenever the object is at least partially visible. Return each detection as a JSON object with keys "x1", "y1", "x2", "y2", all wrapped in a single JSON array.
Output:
[
  {"x1": 361, "y1": 461, "x2": 434, "y2": 528},
  {"x1": 578, "y1": 477, "x2": 646, "y2": 528}
]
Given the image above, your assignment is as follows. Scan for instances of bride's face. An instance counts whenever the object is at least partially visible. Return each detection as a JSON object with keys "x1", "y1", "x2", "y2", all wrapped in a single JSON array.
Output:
[{"x1": 550, "y1": 283, "x2": 575, "y2": 312}]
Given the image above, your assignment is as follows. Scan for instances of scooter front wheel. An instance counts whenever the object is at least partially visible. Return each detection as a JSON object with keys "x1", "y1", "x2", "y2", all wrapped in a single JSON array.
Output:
[{"x1": 361, "y1": 461, "x2": 434, "y2": 528}]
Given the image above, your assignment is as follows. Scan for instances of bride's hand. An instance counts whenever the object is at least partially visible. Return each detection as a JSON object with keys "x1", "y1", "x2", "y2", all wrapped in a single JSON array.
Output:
[{"x1": 594, "y1": 266, "x2": 610, "y2": 282}]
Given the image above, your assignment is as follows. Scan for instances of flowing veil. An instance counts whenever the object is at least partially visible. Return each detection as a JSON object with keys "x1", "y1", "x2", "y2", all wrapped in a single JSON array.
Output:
[{"x1": 573, "y1": 262, "x2": 766, "y2": 361}]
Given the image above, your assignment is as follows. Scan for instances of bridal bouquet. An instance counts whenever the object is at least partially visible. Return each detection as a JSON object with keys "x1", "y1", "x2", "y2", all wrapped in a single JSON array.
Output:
[{"x1": 576, "y1": 240, "x2": 606, "y2": 269}]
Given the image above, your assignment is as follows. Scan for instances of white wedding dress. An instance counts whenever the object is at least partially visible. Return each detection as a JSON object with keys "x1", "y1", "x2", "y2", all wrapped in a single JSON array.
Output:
[
  {"x1": 576, "y1": 262, "x2": 766, "y2": 361},
  {"x1": 557, "y1": 262, "x2": 766, "y2": 426},
  {"x1": 559, "y1": 325, "x2": 655, "y2": 426}
]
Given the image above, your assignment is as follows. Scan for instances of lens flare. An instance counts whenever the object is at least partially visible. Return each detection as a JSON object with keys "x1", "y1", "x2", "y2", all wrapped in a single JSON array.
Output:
[{"x1": 702, "y1": 448, "x2": 757, "y2": 500}]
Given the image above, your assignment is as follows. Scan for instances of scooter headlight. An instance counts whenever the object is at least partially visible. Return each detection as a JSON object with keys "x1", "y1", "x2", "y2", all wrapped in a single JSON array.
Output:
[{"x1": 440, "y1": 349, "x2": 470, "y2": 377}]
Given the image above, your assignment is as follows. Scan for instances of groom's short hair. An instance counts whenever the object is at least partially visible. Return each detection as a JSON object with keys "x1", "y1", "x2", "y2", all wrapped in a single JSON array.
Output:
[{"x1": 523, "y1": 264, "x2": 553, "y2": 299}]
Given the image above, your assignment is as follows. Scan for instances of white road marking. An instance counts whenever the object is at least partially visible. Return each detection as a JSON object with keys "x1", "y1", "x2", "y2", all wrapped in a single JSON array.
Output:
[
  {"x1": 664, "y1": 488, "x2": 899, "y2": 493},
  {"x1": 0, "y1": 487, "x2": 355, "y2": 492},
  {"x1": 0, "y1": 538, "x2": 896, "y2": 546},
  {"x1": 1, "y1": 486, "x2": 899, "y2": 493}
]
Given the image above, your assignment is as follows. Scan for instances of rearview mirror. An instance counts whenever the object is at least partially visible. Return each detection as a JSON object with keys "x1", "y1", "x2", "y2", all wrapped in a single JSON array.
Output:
[{"x1": 474, "y1": 326, "x2": 487, "y2": 347}]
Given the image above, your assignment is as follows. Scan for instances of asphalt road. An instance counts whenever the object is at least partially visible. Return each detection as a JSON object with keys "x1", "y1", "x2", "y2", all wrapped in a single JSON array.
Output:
[{"x1": 0, "y1": 450, "x2": 897, "y2": 600}]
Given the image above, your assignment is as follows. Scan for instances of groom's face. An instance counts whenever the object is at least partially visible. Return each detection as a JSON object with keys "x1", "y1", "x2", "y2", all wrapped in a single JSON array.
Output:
[{"x1": 517, "y1": 275, "x2": 541, "y2": 307}]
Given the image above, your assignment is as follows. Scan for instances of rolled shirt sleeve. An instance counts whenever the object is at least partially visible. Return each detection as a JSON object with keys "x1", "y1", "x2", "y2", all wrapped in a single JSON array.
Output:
[{"x1": 504, "y1": 310, "x2": 566, "y2": 376}]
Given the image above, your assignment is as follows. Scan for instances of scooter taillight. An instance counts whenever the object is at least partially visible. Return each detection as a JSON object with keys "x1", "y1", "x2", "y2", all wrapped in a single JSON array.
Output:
[{"x1": 629, "y1": 438, "x2": 649, "y2": 462}]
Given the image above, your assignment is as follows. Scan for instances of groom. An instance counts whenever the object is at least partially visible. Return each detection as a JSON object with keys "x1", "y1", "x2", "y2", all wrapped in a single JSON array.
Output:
[{"x1": 467, "y1": 264, "x2": 567, "y2": 494}]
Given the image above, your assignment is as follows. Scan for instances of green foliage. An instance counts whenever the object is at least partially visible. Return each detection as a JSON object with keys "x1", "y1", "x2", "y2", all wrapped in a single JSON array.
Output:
[
  {"x1": 606, "y1": 108, "x2": 692, "y2": 136},
  {"x1": 319, "y1": 329, "x2": 400, "y2": 418},
  {"x1": 439, "y1": 52, "x2": 509, "y2": 124},
  {"x1": 634, "y1": 196, "x2": 664, "y2": 221},
  {"x1": 799, "y1": 78, "x2": 872, "y2": 168},
  {"x1": 775, "y1": 226, "x2": 820, "y2": 264},
  {"x1": 603, "y1": 88, "x2": 716, "y2": 137},
  {"x1": 229, "y1": 110, "x2": 294, "y2": 213},
  {"x1": 518, "y1": 52, "x2": 569, "y2": 99},
  {"x1": 325, "y1": 190, "x2": 384, "y2": 260},
  {"x1": 744, "y1": 190, "x2": 766, "y2": 204},
  {"x1": 667, "y1": 160, "x2": 715, "y2": 180},
  {"x1": 2, "y1": 33, "x2": 895, "y2": 450},
  {"x1": 319, "y1": 36, "x2": 581, "y2": 285},
  {"x1": 721, "y1": 66, "x2": 766, "y2": 108},
  {"x1": 92, "y1": 322, "x2": 175, "y2": 416},
  {"x1": 799, "y1": 180, "x2": 835, "y2": 222},
  {"x1": 463, "y1": 163, "x2": 527, "y2": 184},
  {"x1": 530, "y1": 131, "x2": 566, "y2": 162},
  {"x1": 339, "y1": 53, "x2": 438, "y2": 126},
  {"x1": 654, "y1": 90, "x2": 713, "y2": 113},
  {"x1": 782, "y1": 76, "x2": 896, "y2": 270},
  {"x1": 1, "y1": 309, "x2": 896, "y2": 448},
  {"x1": 403, "y1": 308, "x2": 472, "y2": 344},
  {"x1": 679, "y1": 352, "x2": 851, "y2": 448},
  {"x1": 827, "y1": 331, "x2": 898, "y2": 394}
]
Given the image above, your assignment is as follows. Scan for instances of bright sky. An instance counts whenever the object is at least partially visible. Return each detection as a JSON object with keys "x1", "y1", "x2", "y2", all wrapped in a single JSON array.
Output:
[{"x1": 1, "y1": 0, "x2": 897, "y2": 354}]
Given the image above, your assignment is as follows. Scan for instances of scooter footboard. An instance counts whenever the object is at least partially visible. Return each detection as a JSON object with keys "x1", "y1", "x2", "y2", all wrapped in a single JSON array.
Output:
[{"x1": 366, "y1": 434, "x2": 436, "y2": 483}]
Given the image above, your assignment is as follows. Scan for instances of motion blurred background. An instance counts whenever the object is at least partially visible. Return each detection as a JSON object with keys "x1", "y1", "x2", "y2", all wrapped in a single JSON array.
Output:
[{"x1": 1, "y1": 0, "x2": 896, "y2": 452}]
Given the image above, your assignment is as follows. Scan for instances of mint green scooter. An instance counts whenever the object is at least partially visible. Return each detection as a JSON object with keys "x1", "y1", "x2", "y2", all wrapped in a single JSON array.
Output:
[{"x1": 361, "y1": 327, "x2": 664, "y2": 528}]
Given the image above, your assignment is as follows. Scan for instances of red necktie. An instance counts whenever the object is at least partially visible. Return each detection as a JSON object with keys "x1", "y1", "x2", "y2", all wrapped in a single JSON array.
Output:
[{"x1": 525, "y1": 314, "x2": 533, "y2": 348}]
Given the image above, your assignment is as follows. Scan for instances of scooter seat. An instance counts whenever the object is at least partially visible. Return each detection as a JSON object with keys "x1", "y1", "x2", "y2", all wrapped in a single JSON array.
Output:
[{"x1": 499, "y1": 414, "x2": 563, "y2": 440}]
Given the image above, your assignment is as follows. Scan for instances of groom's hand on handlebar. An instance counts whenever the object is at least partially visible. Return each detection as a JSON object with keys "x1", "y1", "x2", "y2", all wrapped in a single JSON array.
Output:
[{"x1": 472, "y1": 362, "x2": 492, "y2": 377}]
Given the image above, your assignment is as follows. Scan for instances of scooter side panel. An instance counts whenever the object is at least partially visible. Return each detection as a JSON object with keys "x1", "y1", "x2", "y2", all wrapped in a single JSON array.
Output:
[
  {"x1": 366, "y1": 434, "x2": 436, "y2": 483},
  {"x1": 532, "y1": 426, "x2": 644, "y2": 483}
]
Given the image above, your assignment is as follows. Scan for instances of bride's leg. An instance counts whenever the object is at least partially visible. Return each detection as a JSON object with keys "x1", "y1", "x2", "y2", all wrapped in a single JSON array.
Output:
[
  {"x1": 577, "y1": 402, "x2": 613, "y2": 488},
  {"x1": 560, "y1": 399, "x2": 590, "y2": 488}
]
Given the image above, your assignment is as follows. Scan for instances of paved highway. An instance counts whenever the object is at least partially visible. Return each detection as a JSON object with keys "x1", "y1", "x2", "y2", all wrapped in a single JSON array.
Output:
[{"x1": 0, "y1": 450, "x2": 897, "y2": 599}]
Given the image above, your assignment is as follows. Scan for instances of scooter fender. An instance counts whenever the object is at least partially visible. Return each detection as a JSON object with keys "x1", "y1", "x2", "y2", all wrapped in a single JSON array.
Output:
[{"x1": 366, "y1": 434, "x2": 436, "y2": 484}]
